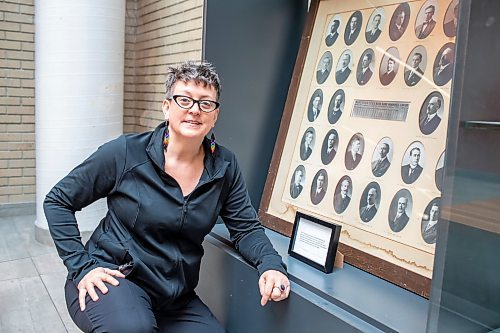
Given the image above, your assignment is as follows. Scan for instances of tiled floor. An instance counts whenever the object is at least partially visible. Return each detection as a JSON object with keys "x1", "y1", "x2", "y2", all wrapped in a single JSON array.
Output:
[{"x1": 0, "y1": 212, "x2": 81, "y2": 333}]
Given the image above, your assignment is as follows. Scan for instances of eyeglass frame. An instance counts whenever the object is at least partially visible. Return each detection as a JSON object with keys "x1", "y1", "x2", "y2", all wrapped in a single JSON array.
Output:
[{"x1": 169, "y1": 95, "x2": 220, "y2": 113}]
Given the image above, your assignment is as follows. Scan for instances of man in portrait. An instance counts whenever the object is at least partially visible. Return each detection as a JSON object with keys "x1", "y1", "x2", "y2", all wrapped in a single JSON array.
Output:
[
  {"x1": 345, "y1": 14, "x2": 360, "y2": 45},
  {"x1": 371, "y1": 142, "x2": 391, "y2": 177},
  {"x1": 389, "y1": 8, "x2": 406, "y2": 41},
  {"x1": 434, "y1": 47, "x2": 454, "y2": 86},
  {"x1": 345, "y1": 136, "x2": 362, "y2": 170},
  {"x1": 290, "y1": 169, "x2": 304, "y2": 199},
  {"x1": 380, "y1": 57, "x2": 397, "y2": 85},
  {"x1": 444, "y1": 4, "x2": 459, "y2": 37},
  {"x1": 316, "y1": 55, "x2": 331, "y2": 84},
  {"x1": 421, "y1": 202, "x2": 440, "y2": 244},
  {"x1": 328, "y1": 93, "x2": 343, "y2": 124},
  {"x1": 357, "y1": 53, "x2": 373, "y2": 85},
  {"x1": 311, "y1": 172, "x2": 327, "y2": 205},
  {"x1": 321, "y1": 132, "x2": 337, "y2": 165},
  {"x1": 325, "y1": 19, "x2": 340, "y2": 46},
  {"x1": 401, "y1": 147, "x2": 423, "y2": 184},
  {"x1": 334, "y1": 178, "x2": 351, "y2": 214},
  {"x1": 336, "y1": 53, "x2": 351, "y2": 84},
  {"x1": 360, "y1": 187, "x2": 378, "y2": 222},
  {"x1": 365, "y1": 13, "x2": 382, "y2": 43},
  {"x1": 416, "y1": 5, "x2": 437, "y2": 39},
  {"x1": 300, "y1": 130, "x2": 314, "y2": 160},
  {"x1": 405, "y1": 52, "x2": 424, "y2": 86},
  {"x1": 420, "y1": 95, "x2": 442, "y2": 135},
  {"x1": 308, "y1": 94, "x2": 322, "y2": 122},
  {"x1": 389, "y1": 197, "x2": 410, "y2": 232}
]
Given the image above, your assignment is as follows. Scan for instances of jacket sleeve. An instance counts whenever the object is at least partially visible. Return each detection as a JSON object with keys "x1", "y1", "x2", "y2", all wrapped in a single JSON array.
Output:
[
  {"x1": 43, "y1": 136, "x2": 126, "y2": 283},
  {"x1": 219, "y1": 155, "x2": 287, "y2": 277}
]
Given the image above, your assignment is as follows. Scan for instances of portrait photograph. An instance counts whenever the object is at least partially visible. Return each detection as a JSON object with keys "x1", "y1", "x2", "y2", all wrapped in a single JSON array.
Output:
[
  {"x1": 325, "y1": 15, "x2": 342, "y2": 46},
  {"x1": 321, "y1": 129, "x2": 339, "y2": 165},
  {"x1": 345, "y1": 133, "x2": 364, "y2": 171},
  {"x1": 359, "y1": 181, "x2": 381, "y2": 223},
  {"x1": 327, "y1": 89, "x2": 345, "y2": 124},
  {"x1": 433, "y1": 42, "x2": 455, "y2": 86},
  {"x1": 415, "y1": 1, "x2": 439, "y2": 39},
  {"x1": 344, "y1": 10, "x2": 363, "y2": 46},
  {"x1": 379, "y1": 47, "x2": 401, "y2": 86},
  {"x1": 310, "y1": 169, "x2": 328, "y2": 205},
  {"x1": 365, "y1": 8, "x2": 385, "y2": 44},
  {"x1": 420, "y1": 197, "x2": 441, "y2": 244},
  {"x1": 404, "y1": 46, "x2": 427, "y2": 87},
  {"x1": 388, "y1": 189, "x2": 413, "y2": 233},
  {"x1": 371, "y1": 137, "x2": 394, "y2": 177},
  {"x1": 435, "y1": 151, "x2": 445, "y2": 192},
  {"x1": 316, "y1": 51, "x2": 333, "y2": 84},
  {"x1": 389, "y1": 2, "x2": 410, "y2": 41},
  {"x1": 307, "y1": 89, "x2": 323, "y2": 122},
  {"x1": 419, "y1": 91, "x2": 444, "y2": 135},
  {"x1": 335, "y1": 50, "x2": 353, "y2": 84},
  {"x1": 289, "y1": 165, "x2": 306, "y2": 199},
  {"x1": 401, "y1": 141, "x2": 426, "y2": 185},
  {"x1": 356, "y1": 48, "x2": 375, "y2": 86},
  {"x1": 443, "y1": 0, "x2": 459, "y2": 38},
  {"x1": 333, "y1": 175, "x2": 352, "y2": 215},
  {"x1": 299, "y1": 127, "x2": 316, "y2": 161}
]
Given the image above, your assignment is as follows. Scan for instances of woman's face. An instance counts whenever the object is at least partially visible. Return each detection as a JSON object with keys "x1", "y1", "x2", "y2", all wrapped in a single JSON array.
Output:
[{"x1": 162, "y1": 81, "x2": 219, "y2": 141}]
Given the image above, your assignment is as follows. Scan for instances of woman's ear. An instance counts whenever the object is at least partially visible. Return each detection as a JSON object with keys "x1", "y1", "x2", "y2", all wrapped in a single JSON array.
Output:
[
  {"x1": 212, "y1": 108, "x2": 220, "y2": 128},
  {"x1": 162, "y1": 99, "x2": 170, "y2": 120}
]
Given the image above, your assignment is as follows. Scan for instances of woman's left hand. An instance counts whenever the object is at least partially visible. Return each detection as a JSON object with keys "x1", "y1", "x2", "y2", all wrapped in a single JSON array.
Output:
[{"x1": 258, "y1": 270, "x2": 290, "y2": 306}]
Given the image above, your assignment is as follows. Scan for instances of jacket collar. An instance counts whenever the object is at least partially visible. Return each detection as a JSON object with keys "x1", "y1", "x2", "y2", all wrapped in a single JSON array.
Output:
[{"x1": 146, "y1": 122, "x2": 228, "y2": 181}]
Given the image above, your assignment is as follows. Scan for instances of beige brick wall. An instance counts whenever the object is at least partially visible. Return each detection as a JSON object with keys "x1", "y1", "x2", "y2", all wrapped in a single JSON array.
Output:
[
  {"x1": 0, "y1": 0, "x2": 35, "y2": 204},
  {"x1": 124, "y1": 0, "x2": 203, "y2": 133}
]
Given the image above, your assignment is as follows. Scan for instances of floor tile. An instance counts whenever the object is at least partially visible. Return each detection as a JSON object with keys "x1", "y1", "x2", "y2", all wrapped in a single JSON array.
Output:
[{"x1": 0, "y1": 258, "x2": 38, "y2": 281}]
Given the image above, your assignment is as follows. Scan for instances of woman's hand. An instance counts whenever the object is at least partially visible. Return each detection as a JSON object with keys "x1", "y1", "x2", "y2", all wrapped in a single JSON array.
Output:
[
  {"x1": 258, "y1": 270, "x2": 290, "y2": 306},
  {"x1": 77, "y1": 267, "x2": 125, "y2": 311}
]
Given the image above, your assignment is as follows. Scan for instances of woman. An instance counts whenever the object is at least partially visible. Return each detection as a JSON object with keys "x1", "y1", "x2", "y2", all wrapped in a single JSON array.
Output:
[{"x1": 44, "y1": 61, "x2": 290, "y2": 333}]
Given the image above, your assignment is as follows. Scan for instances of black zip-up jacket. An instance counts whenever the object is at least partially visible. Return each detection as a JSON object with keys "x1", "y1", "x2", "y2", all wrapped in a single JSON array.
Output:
[{"x1": 43, "y1": 122, "x2": 286, "y2": 309}]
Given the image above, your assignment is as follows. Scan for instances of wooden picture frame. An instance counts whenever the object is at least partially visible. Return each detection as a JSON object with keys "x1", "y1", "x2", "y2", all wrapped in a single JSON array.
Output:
[{"x1": 259, "y1": 0, "x2": 458, "y2": 297}]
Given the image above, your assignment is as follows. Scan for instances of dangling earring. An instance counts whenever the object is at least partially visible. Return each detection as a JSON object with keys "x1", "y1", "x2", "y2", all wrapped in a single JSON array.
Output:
[
  {"x1": 163, "y1": 121, "x2": 169, "y2": 151},
  {"x1": 210, "y1": 132, "x2": 216, "y2": 156}
]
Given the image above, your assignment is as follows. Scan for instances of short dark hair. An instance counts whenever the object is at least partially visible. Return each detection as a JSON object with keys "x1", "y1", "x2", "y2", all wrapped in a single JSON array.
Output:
[
  {"x1": 414, "y1": 52, "x2": 423, "y2": 61},
  {"x1": 165, "y1": 61, "x2": 221, "y2": 100},
  {"x1": 365, "y1": 53, "x2": 373, "y2": 62},
  {"x1": 410, "y1": 147, "x2": 421, "y2": 156},
  {"x1": 426, "y1": 5, "x2": 436, "y2": 14}
]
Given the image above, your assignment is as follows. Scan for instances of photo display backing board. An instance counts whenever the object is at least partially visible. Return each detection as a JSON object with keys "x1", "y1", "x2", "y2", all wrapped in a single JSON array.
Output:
[{"x1": 259, "y1": 0, "x2": 458, "y2": 297}]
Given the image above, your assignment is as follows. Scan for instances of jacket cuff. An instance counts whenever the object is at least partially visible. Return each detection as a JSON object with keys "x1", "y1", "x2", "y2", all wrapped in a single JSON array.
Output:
[{"x1": 257, "y1": 254, "x2": 288, "y2": 277}]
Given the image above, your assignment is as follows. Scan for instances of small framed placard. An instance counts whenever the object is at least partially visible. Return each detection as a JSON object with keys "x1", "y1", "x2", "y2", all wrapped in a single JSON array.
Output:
[{"x1": 288, "y1": 212, "x2": 341, "y2": 273}]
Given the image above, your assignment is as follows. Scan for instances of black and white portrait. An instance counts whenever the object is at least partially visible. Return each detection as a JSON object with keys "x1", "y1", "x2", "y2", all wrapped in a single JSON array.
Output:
[
  {"x1": 335, "y1": 50, "x2": 353, "y2": 85},
  {"x1": 325, "y1": 15, "x2": 341, "y2": 46},
  {"x1": 310, "y1": 169, "x2": 328, "y2": 205},
  {"x1": 388, "y1": 189, "x2": 413, "y2": 232},
  {"x1": 379, "y1": 47, "x2": 400, "y2": 86},
  {"x1": 333, "y1": 175, "x2": 352, "y2": 214},
  {"x1": 289, "y1": 165, "x2": 306, "y2": 199},
  {"x1": 321, "y1": 129, "x2": 339, "y2": 165},
  {"x1": 345, "y1": 133, "x2": 364, "y2": 171},
  {"x1": 359, "y1": 182, "x2": 381, "y2": 223},
  {"x1": 419, "y1": 91, "x2": 444, "y2": 135},
  {"x1": 444, "y1": 0, "x2": 459, "y2": 37},
  {"x1": 404, "y1": 46, "x2": 427, "y2": 86},
  {"x1": 299, "y1": 127, "x2": 315, "y2": 161},
  {"x1": 365, "y1": 9, "x2": 385, "y2": 44},
  {"x1": 371, "y1": 137, "x2": 393, "y2": 177},
  {"x1": 307, "y1": 89, "x2": 323, "y2": 122},
  {"x1": 356, "y1": 48, "x2": 375, "y2": 86},
  {"x1": 316, "y1": 51, "x2": 333, "y2": 84},
  {"x1": 344, "y1": 11, "x2": 362, "y2": 46},
  {"x1": 389, "y1": 2, "x2": 410, "y2": 41},
  {"x1": 415, "y1": 2, "x2": 438, "y2": 39},
  {"x1": 433, "y1": 43, "x2": 455, "y2": 86},
  {"x1": 327, "y1": 89, "x2": 345, "y2": 124},
  {"x1": 435, "y1": 151, "x2": 445, "y2": 192},
  {"x1": 401, "y1": 142, "x2": 425, "y2": 184},
  {"x1": 421, "y1": 197, "x2": 441, "y2": 244}
]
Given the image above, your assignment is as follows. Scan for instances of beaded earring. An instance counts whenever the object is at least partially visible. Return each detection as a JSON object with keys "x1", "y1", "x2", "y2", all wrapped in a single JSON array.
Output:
[
  {"x1": 163, "y1": 121, "x2": 169, "y2": 150},
  {"x1": 210, "y1": 132, "x2": 216, "y2": 156}
]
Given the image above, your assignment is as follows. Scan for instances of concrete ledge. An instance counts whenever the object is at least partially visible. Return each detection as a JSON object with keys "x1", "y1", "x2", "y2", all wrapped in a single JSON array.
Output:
[{"x1": 0, "y1": 202, "x2": 35, "y2": 217}]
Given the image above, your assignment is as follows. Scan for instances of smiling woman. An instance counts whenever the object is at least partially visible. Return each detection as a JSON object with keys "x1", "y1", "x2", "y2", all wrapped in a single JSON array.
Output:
[{"x1": 43, "y1": 61, "x2": 290, "y2": 333}]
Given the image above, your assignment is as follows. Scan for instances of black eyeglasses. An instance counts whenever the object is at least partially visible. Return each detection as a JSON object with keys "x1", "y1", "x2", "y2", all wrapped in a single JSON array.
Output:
[{"x1": 170, "y1": 95, "x2": 220, "y2": 113}]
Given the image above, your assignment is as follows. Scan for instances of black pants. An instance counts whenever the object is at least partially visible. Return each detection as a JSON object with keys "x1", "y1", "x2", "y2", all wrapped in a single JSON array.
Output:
[{"x1": 65, "y1": 279, "x2": 226, "y2": 333}]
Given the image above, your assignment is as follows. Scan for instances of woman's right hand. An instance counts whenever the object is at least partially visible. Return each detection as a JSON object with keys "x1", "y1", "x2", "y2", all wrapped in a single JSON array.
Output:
[{"x1": 77, "y1": 267, "x2": 125, "y2": 311}]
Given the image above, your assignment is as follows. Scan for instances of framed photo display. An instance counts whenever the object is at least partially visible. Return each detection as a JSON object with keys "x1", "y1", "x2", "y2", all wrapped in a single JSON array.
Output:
[{"x1": 259, "y1": 0, "x2": 459, "y2": 297}]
